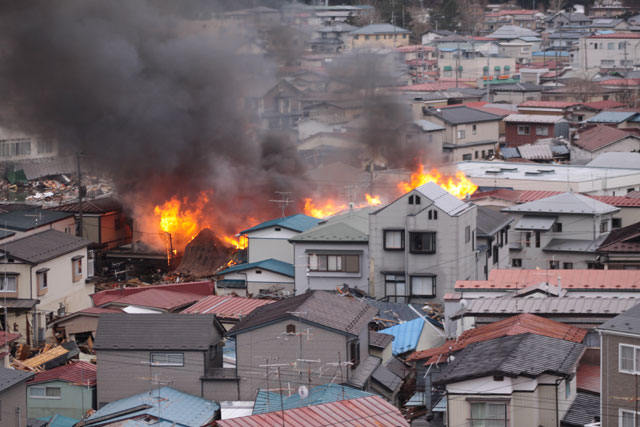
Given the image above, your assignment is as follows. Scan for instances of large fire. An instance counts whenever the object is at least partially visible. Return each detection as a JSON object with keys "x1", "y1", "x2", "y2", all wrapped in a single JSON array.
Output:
[
  {"x1": 397, "y1": 165, "x2": 478, "y2": 199},
  {"x1": 303, "y1": 193, "x2": 382, "y2": 218}
]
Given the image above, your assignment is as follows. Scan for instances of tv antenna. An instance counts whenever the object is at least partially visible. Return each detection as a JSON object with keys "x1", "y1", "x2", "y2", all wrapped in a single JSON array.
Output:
[{"x1": 269, "y1": 192, "x2": 293, "y2": 218}]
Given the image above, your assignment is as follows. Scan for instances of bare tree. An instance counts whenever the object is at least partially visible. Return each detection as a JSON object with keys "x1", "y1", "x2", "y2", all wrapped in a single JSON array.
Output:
[{"x1": 548, "y1": 0, "x2": 565, "y2": 12}]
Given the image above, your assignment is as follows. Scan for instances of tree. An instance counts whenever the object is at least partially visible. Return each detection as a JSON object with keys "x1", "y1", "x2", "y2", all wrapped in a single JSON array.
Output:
[{"x1": 431, "y1": 0, "x2": 461, "y2": 32}]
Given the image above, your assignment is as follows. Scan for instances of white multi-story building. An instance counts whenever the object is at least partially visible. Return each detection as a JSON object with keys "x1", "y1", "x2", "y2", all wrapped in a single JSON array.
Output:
[{"x1": 577, "y1": 32, "x2": 640, "y2": 70}]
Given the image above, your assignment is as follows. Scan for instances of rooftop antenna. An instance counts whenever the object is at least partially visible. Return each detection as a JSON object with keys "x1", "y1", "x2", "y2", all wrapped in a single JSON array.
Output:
[{"x1": 269, "y1": 192, "x2": 293, "y2": 218}]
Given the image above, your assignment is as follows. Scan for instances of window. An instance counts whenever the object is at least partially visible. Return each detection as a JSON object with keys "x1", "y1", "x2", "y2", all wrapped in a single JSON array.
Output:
[
  {"x1": 535, "y1": 126, "x2": 549, "y2": 136},
  {"x1": 619, "y1": 42, "x2": 626, "y2": 49},
  {"x1": 364, "y1": 35, "x2": 370, "y2": 40},
  {"x1": 0, "y1": 138, "x2": 31, "y2": 158},
  {"x1": 621, "y1": 409, "x2": 640, "y2": 427},
  {"x1": 408, "y1": 195, "x2": 421, "y2": 205},
  {"x1": 0, "y1": 276, "x2": 16, "y2": 293},
  {"x1": 150, "y1": 353, "x2": 184, "y2": 367},
  {"x1": 353, "y1": 35, "x2": 359, "y2": 40},
  {"x1": 444, "y1": 69, "x2": 452, "y2": 77},
  {"x1": 409, "y1": 232, "x2": 436, "y2": 254},
  {"x1": 37, "y1": 139, "x2": 53, "y2": 155},
  {"x1": 552, "y1": 222, "x2": 562, "y2": 232},
  {"x1": 384, "y1": 230, "x2": 404, "y2": 250},
  {"x1": 349, "y1": 340, "x2": 360, "y2": 368},
  {"x1": 427, "y1": 209, "x2": 437, "y2": 220},
  {"x1": 411, "y1": 276, "x2": 436, "y2": 297},
  {"x1": 563, "y1": 262, "x2": 573, "y2": 269},
  {"x1": 30, "y1": 386, "x2": 61, "y2": 399},
  {"x1": 512, "y1": 258, "x2": 522, "y2": 267},
  {"x1": 463, "y1": 153, "x2": 472, "y2": 161},
  {"x1": 470, "y1": 401, "x2": 507, "y2": 427},
  {"x1": 209, "y1": 344, "x2": 218, "y2": 360},
  {"x1": 472, "y1": 124, "x2": 477, "y2": 135},
  {"x1": 601, "y1": 220, "x2": 609, "y2": 233},
  {"x1": 286, "y1": 324, "x2": 296, "y2": 334},
  {"x1": 465, "y1": 226, "x2": 471, "y2": 243},
  {"x1": 620, "y1": 344, "x2": 640, "y2": 374},
  {"x1": 613, "y1": 218, "x2": 622, "y2": 229},
  {"x1": 525, "y1": 232, "x2": 531, "y2": 247},
  {"x1": 608, "y1": 42, "x2": 615, "y2": 49},
  {"x1": 549, "y1": 260, "x2": 560, "y2": 269},
  {"x1": 375, "y1": 35, "x2": 380, "y2": 40},
  {"x1": 72, "y1": 256, "x2": 83, "y2": 282},
  {"x1": 385, "y1": 274, "x2": 406, "y2": 301},
  {"x1": 492, "y1": 245, "x2": 498, "y2": 265},
  {"x1": 308, "y1": 254, "x2": 359, "y2": 273},
  {"x1": 255, "y1": 270, "x2": 262, "y2": 274},
  {"x1": 517, "y1": 125, "x2": 530, "y2": 135},
  {"x1": 475, "y1": 151, "x2": 479, "y2": 159},
  {"x1": 37, "y1": 270, "x2": 48, "y2": 296},
  {"x1": 565, "y1": 378, "x2": 571, "y2": 399},
  {"x1": 535, "y1": 231, "x2": 540, "y2": 248},
  {"x1": 457, "y1": 129, "x2": 466, "y2": 139},
  {"x1": 594, "y1": 43, "x2": 598, "y2": 49},
  {"x1": 601, "y1": 59, "x2": 615, "y2": 67},
  {"x1": 274, "y1": 227, "x2": 281, "y2": 231}
]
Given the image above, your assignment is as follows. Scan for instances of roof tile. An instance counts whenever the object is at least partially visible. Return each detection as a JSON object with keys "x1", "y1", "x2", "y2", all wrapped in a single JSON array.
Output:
[{"x1": 29, "y1": 361, "x2": 96, "y2": 386}]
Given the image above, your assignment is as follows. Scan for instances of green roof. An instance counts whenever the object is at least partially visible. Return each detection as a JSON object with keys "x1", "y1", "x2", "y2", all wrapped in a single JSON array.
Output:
[
  {"x1": 443, "y1": 65, "x2": 452, "y2": 71},
  {"x1": 253, "y1": 384, "x2": 372, "y2": 415},
  {"x1": 239, "y1": 214, "x2": 322, "y2": 235},
  {"x1": 217, "y1": 258, "x2": 294, "y2": 277}
]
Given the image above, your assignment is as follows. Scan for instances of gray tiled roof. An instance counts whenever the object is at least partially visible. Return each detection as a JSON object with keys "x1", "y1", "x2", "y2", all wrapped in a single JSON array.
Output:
[
  {"x1": 347, "y1": 356, "x2": 381, "y2": 388},
  {"x1": 427, "y1": 106, "x2": 503, "y2": 125},
  {"x1": 415, "y1": 182, "x2": 474, "y2": 216},
  {"x1": 598, "y1": 301, "x2": 640, "y2": 335},
  {"x1": 476, "y1": 206, "x2": 513, "y2": 237},
  {"x1": 351, "y1": 24, "x2": 410, "y2": 34},
  {"x1": 94, "y1": 313, "x2": 221, "y2": 351},
  {"x1": 227, "y1": 291, "x2": 378, "y2": 337},
  {"x1": 289, "y1": 208, "x2": 371, "y2": 242},
  {"x1": 0, "y1": 229, "x2": 90, "y2": 264},
  {"x1": 562, "y1": 392, "x2": 600, "y2": 426},
  {"x1": 369, "y1": 331, "x2": 394, "y2": 349},
  {"x1": 371, "y1": 362, "x2": 402, "y2": 393},
  {"x1": 435, "y1": 333, "x2": 585, "y2": 385},
  {"x1": 0, "y1": 208, "x2": 73, "y2": 232},
  {"x1": 0, "y1": 367, "x2": 34, "y2": 392},
  {"x1": 502, "y1": 192, "x2": 619, "y2": 215}
]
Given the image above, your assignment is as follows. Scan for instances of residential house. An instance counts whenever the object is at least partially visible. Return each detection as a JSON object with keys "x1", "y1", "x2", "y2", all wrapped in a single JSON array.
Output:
[
  {"x1": 368, "y1": 182, "x2": 477, "y2": 302},
  {"x1": 0, "y1": 208, "x2": 75, "y2": 242},
  {"x1": 475, "y1": 205, "x2": 513, "y2": 279},
  {"x1": 78, "y1": 387, "x2": 219, "y2": 427},
  {"x1": 289, "y1": 207, "x2": 371, "y2": 295},
  {"x1": 423, "y1": 106, "x2": 502, "y2": 162},
  {"x1": 216, "y1": 395, "x2": 409, "y2": 426},
  {"x1": 0, "y1": 367, "x2": 34, "y2": 427},
  {"x1": 498, "y1": 41, "x2": 534, "y2": 64},
  {"x1": 307, "y1": 23, "x2": 358, "y2": 53},
  {"x1": 548, "y1": 30, "x2": 585, "y2": 49},
  {"x1": 598, "y1": 302, "x2": 640, "y2": 426},
  {"x1": 49, "y1": 307, "x2": 121, "y2": 344},
  {"x1": 244, "y1": 79, "x2": 303, "y2": 131},
  {"x1": 591, "y1": 18, "x2": 630, "y2": 31},
  {"x1": 182, "y1": 294, "x2": 274, "y2": 331},
  {"x1": 517, "y1": 100, "x2": 579, "y2": 118},
  {"x1": 214, "y1": 258, "x2": 294, "y2": 297},
  {"x1": 578, "y1": 33, "x2": 640, "y2": 70},
  {"x1": 94, "y1": 313, "x2": 234, "y2": 406},
  {"x1": 502, "y1": 192, "x2": 618, "y2": 269},
  {"x1": 572, "y1": 126, "x2": 640, "y2": 164},
  {"x1": 586, "y1": 110, "x2": 640, "y2": 129},
  {"x1": 591, "y1": 0, "x2": 632, "y2": 17},
  {"x1": 226, "y1": 291, "x2": 378, "y2": 400},
  {"x1": 26, "y1": 361, "x2": 95, "y2": 419},
  {"x1": 490, "y1": 83, "x2": 544, "y2": 103},
  {"x1": 435, "y1": 333, "x2": 585, "y2": 427},
  {"x1": 436, "y1": 45, "x2": 516, "y2": 81},
  {"x1": 570, "y1": 99, "x2": 627, "y2": 122},
  {"x1": 349, "y1": 24, "x2": 410, "y2": 49},
  {"x1": 379, "y1": 317, "x2": 445, "y2": 357},
  {"x1": 421, "y1": 29, "x2": 456, "y2": 45},
  {"x1": 0, "y1": 230, "x2": 92, "y2": 345},
  {"x1": 488, "y1": 24, "x2": 539, "y2": 41},
  {"x1": 48, "y1": 197, "x2": 132, "y2": 251},
  {"x1": 544, "y1": 12, "x2": 592, "y2": 30},
  {"x1": 598, "y1": 221, "x2": 640, "y2": 270},
  {"x1": 369, "y1": 331, "x2": 394, "y2": 363},
  {"x1": 503, "y1": 114, "x2": 569, "y2": 146},
  {"x1": 239, "y1": 214, "x2": 321, "y2": 264}
]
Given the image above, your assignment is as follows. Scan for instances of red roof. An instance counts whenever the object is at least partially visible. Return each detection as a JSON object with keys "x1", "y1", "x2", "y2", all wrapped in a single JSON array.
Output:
[
  {"x1": 579, "y1": 100, "x2": 626, "y2": 110},
  {"x1": 28, "y1": 361, "x2": 96, "y2": 386},
  {"x1": 393, "y1": 81, "x2": 475, "y2": 92},
  {"x1": 588, "y1": 33, "x2": 640, "y2": 39},
  {"x1": 598, "y1": 79, "x2": 640, "y2": 87},
  {"x1": 577, "y1": 363, "x2": 600, "y2": 394},
  {"x1": 406, "y1": 314, "x2": 587, "y2": 364},
  {"x1": 91, "y1": 281, "x2": 214, "y2": 310},
  {"x1": 77, "y1": 307, "x2": 122, "y2": 315},
  {"x1": 216, "y1": 395, "x2": 409, "y2": 426},
  {"x1": 472, "y1": 188, "x2": 640, "y2": 207},
  {"x1": 573, "y1": 125, "x2": 638, "y2": 152},
  {"x1": 518, "y1": 100, "x2": 579, "y2": 109},
  {"x1": 456, "y1": 269, "x2": 640, "y2": 290},
  {"x1": 0, "y1": 331, "x2": 20, "y2": 345},
  {"x1": 182, "y1": 295, "x2": 274, "y2": 319}
]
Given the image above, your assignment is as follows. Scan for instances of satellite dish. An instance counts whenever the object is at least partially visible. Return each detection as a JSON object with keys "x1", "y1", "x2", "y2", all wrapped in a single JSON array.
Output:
[{"x1": 298, "y1": 385, "x2": 309, "y2": 399}]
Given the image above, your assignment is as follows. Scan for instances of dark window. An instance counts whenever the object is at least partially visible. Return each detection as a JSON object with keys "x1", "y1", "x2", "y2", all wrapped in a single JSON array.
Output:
[
  {"x1": 512, "y1": 258, "x2": 522, "y2": 267},
  {"x1": 286, "y1": 324, "x2": 296, "y2": 334},
  {"x1": 535, "y1": 231, "x2": 540, "y2": 248},
  {"x1": 349, "y1": 340, "x2": 360, "y2": 368},
  {"x1": 493, "y1": 245, "x2": 499, "y2": 264},
  {"x1": 549, "y1": 260, "x2": 560, "y2": 269},
  {"x1": 433, "y1": 210, "x2": 437, "y2": 219},
  {"x1": 463, "y1": 153, "x2": 472, "y2": 161},
  {"x1": 410, "y1": 232, "x2": 436, "y2": 254},
  {"x1": 309, "y1": 254, "x2": 360, "y2": 273},
  {"x1": 563, "y1": 262, "x2": 573, "y2": 269},
  {"x1": 613, "y1": 218, "x2": 622, "y2": 229},
  {"x1": 553, "y1": 222, "x2": 563, "y2": 232},
  {"x1": 472, "y1": 230, "x2": 475, "y2": 250},
  {"x1": 411, "y1": 276, "x2": 436, "y2": 297},
  {"x1": 255, "y1": 270, "x2": 262, "y2": 274},
  {"x1": 384, "y1": 230, "x2": 404, "y2": 250},
  {"x1": 415, "y1": 195, "x2": 421, "y2": 205},
  {"x1": 209, "y1": 345, "x2": 218, "y2": 360},
  {"x1": 465, "y1": 226, "x2": 471, "y2": 243},
  {"x1": 275, "y1": 227, "x2": 282, "y2": 231},
  {"x1": 385, "y1": 274, "x2": 406, "y2": 302},
  {"x1": 525, "y1": 232, "x2": 531, "y2": 247},
  {"x1": 408, "y1": 195, "x2": 414, "y2": 204}
]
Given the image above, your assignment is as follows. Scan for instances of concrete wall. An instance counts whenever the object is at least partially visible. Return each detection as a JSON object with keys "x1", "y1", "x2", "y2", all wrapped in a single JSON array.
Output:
[
  {"x1": 369, "y1": 189, "x2": 478, "y2": 301},
  {"x1": 96, "y1": 350, "x2": 207, "y2": 406},
  {"x1": 27, "y1": 380, "x2": 93, "y2": 419},
  {"x1": 571, "y1": 136, "x2": 640, "y2": 164},
  {"x1": 292, "y1": 242, "x2": 369, "y2": 295},
  {"x1": 438, "y1": 57, "x2": 516, "y2": 80},
  {"x1": 577, "y1": 37, "x2": 640, "y2": 70},
  {"x1": 0, "y1": 381, "x2": 28, "y2": 427}
]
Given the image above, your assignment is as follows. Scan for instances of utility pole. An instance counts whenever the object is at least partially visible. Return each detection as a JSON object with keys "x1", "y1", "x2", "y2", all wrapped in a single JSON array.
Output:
[
  {"x1": 269, "y1": 192, "x2": 293, "y2": 218},
  {"x1": 76, "y1": 152, "x2": 84, "y2": 238}
]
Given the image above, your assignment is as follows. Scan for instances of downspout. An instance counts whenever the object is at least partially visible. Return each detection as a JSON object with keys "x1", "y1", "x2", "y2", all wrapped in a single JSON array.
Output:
[
  {"x1": 29, "y1": 265, "x2": 34, "y2": 346},
  {"x1": 555, "y1": 377, "x2": 562, "y2": 427}
]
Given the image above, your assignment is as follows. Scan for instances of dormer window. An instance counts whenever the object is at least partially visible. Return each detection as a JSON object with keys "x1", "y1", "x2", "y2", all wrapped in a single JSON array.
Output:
[
  {"x1": 409, "y1": 195, "x2": 421, "y2": 205},
  {"x1": 286, "y1": 324, "x2": 296, "y2": 334},
  {"x1": 275, "y1": 227, "x2": 281, "y2": 231},
  {"x1": 409, "y1": 195, "x2": 414, "y2": 204}
]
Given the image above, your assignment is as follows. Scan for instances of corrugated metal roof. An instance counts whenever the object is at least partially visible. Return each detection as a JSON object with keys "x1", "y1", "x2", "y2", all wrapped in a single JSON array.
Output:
[
  {"x1": 586, "y1": 111, "x2": 638, "y2": 123},
  {"x1": 500, "y1": 146, "x2": 520, "y2": 158},
  {"x1": 599, "y1": 301, "x2": 640, "y2": 334},
  {"x1": 518, "y1": 101, "x2": 579, "y2": 109},
  {"x1": 413, "y1": 119, "x2": 445, "y2": 132},
  {"x1": 29, "y1": 361, "x2": 96, "y2": 386},
  {"x1": 544, "y1": 237, "x2": 602, "y2": 252},
  {"x1": 518, "y1": 144, "x2": 554, "y2": 160},
  {"x1": 514, "y1": 215, "x2": 556, "y2": 230},
  {"x1": 381, "y1": 318, "x2": 425, "y2": 355},
  {"x1": 83, "y1": 386, "x2": 219, "y2": 426},
  {"x1": 456, "y1": 269, "x2": 640, "y2": 290},
  {"x1": 239, "y1": 214, "x2": 322, "y2": 235},
  {"x1": 415, "y1": 182, "x2": 473, "y2": 216},
  {"x1": 91, "y1": 281, "x2": 214, "y2": 307},
  {"x1": 504, "y1": 114, "x2": 565, "y2": 123},
  {"x1": 216, "y1": 395, "x2": 409, "y2": 426},
  {"x1": 289, "y1": 207, "x2": 371, "y2": 241},
  {"x1": 502, "y1": 192, "x2": 619, "y2": 215},
  {"x1": 427, "y1": 105, "x2": 503, "y2": 125},
  {"x1": 351, "y1": 23, "x2": 410, "y2": 34},
  {"x1": 217, "y1": 258, "x2": 294, "y2": 278},
  {"x1": 183, "y1": 295, "x2": 273, "y2": 318},
  {"x1": 0, "y1": 208, "x2": 73, "y2": 232},
  {"x1": 253, "y1": 384, "x2": 372, "y2": 415}
]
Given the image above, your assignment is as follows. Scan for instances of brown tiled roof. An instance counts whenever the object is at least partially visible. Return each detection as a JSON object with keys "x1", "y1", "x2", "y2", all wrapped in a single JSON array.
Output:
[
  {"x1": 472, "y1": 188, "x2": 640, "y2": 207},
  {"x1": 406, "y1": 314, "x2": 586, "y2": 364},
  {"x1": 227, "y1": 291, "x2": 378, "y2": 337},
  {"x1": 573, "y1": 125, "x2": 638, "y2": 152},
  {"x1": 369, "y1": 331, "x2": 394, "y2": 349},
  {"x1": 579, "y1": 100, "x2": 626, "y2": 110},
  {"x1": 577, "y1": 363, "x2": 600, "y2": 394},
  {"x1": 599, "y1": 221, "x2": 640, "y2": 253}
]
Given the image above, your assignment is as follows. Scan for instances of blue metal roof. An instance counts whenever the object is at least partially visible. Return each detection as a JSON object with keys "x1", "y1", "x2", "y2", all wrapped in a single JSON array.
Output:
[
  {"x1": 83, "y1": 387, "x2": 219, "y2": 426},
  {"x1": 217, "y1": 258, "x2": 294, "y2": 277},
  {"x1": 587, "y1": 111, "x2": 638, "y2": 123},
  {"x1": 532, "y1": 50, "x2": 571, "y2": 57},
  {"x1": 240, "y1": 214, "x2": 322, "y2": 235},
  {"x1": 253, "y1": 383, "x2": 372, "y2": 415},
  {"x1": 381, "y1": 318, "x2": 425, "y2": 356},
  {"x1": 37, "y1": 415, "x2": 78, "y2": 427}
]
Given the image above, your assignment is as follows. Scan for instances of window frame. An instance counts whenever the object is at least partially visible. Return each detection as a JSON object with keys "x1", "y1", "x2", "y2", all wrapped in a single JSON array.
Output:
[
  {"x1": 469, "y1": 400, "x2": 508, "y2": 426},
  {"x1": 72, "y1": 256, "x2": 83, "y2": 283},
  {"x1": 457, "y1": 129, "x2": 466, "y2": 140},
  {"x1": 384, "y1": 274, "x2": 406, "y2": 302},
  {"x1": 517, "y1": 125, "x2": 530, "y2": 135},
  {"x1": 620, "y1": 408, "x2": 640, "y2": 427},
  {"x1": 36, "y1": 270, "x2": 48, "y2": 296},
  {"x1": 383, "y1": 229, "x2": 405, "y2": 251},
  {"x1": 410, "y1": 275, "x2": 436, "y2": 298},
  {"x1": 308, "y1": 253, "x2": 360, "y2": 273},
  {"x1": 409, "y1": 231, "x2": 437, "y2": 254},
  {"x1": 535, "y1": 126, "x2": 549, "y2": 136},
  {"x1": 0, "y1": 275, "x2": 17, "y2": 293},
  {"x1": 150, "y1": 352, "x2": 185, "y2": 367},
  {"x1": 29, "y1": 386, "x2": 62, "y2": 400},
  {"x1": 512, "y1": 258, "x2": 522, "y2": 267}
]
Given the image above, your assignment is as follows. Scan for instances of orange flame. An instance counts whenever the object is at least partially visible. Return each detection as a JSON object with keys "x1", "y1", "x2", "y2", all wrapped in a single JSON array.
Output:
[
  {"x1": 304, "y1": 193, "x2": 383, "y2": 218},
  {"x1": 365, "y1": 193, "x2": 382, "y2": 206},
  {"x1": 397, "y1": 165, "x2": 477, "y2": 199},
  {"x1": 222, "y1": 235, "x2": 248, "y2": 250}
]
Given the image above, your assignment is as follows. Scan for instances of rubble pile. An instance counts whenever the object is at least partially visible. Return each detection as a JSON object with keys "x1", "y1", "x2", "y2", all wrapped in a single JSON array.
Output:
[
  {"x1": 0, "y1": 173, "x2": 113, "y2": 205},
  {"x1": 173, "y1": 228, "x2": 235, "y2": 279}
]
